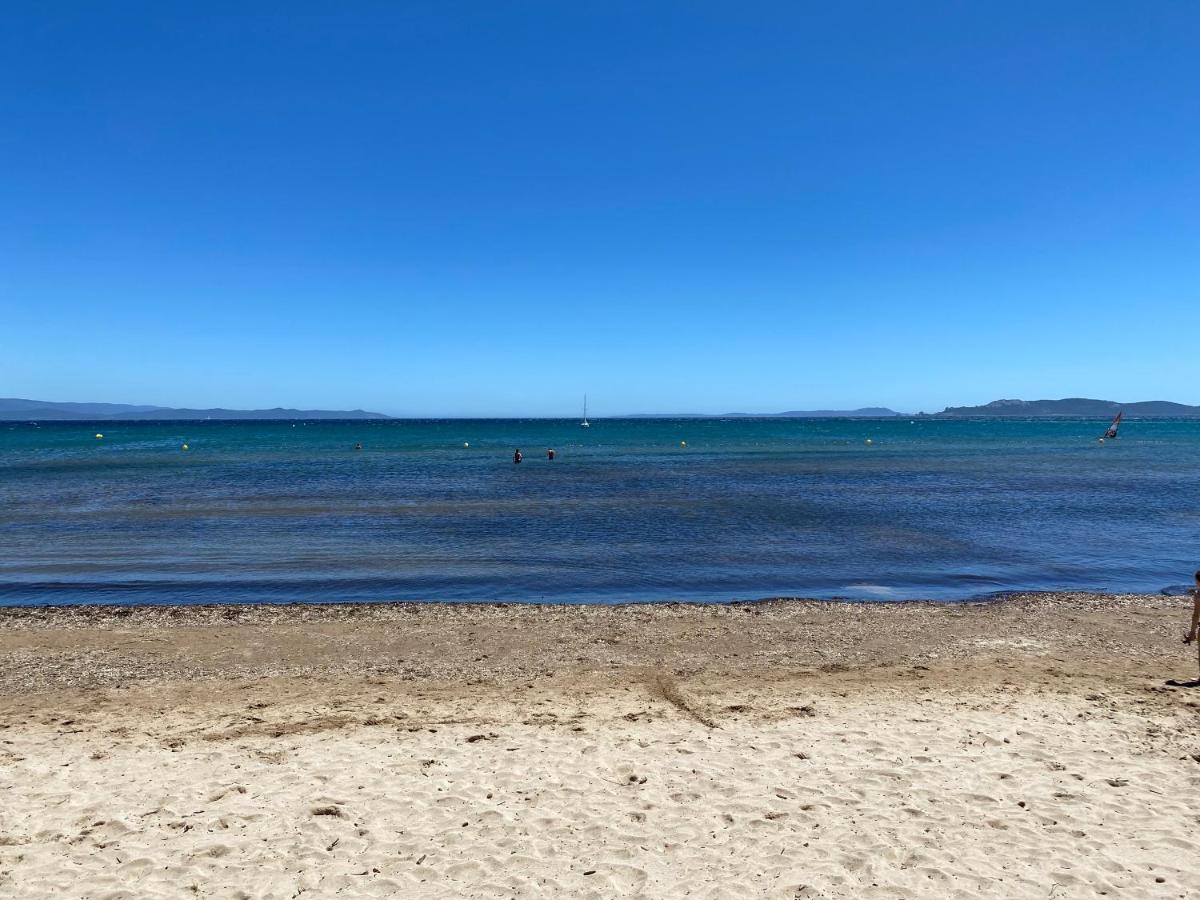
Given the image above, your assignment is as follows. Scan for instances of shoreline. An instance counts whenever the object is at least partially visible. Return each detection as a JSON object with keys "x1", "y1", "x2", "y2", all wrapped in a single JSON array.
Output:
[
  {"x1": 2, "y1": 592, "x2": 1199, "y2": 897},
  {"x1": 0, "y1": 587, "x2": 1183, "y2": 616}
]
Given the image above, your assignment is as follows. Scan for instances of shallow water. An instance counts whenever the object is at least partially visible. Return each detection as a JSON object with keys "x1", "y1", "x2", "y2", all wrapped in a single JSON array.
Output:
[{"x1": 1, "y1": 417, "x2": 1197, "y2": 605}]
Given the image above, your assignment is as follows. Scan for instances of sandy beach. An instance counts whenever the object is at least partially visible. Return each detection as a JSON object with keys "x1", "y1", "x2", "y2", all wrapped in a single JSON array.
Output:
[{"x1": 1, "y1": 594, "x2": 1199, "y2": 898}]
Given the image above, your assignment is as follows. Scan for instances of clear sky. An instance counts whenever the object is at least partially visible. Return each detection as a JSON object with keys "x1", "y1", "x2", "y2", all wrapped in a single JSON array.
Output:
[{"x1": 2, "y1": 2, "x2": 1198, "y2": 416}]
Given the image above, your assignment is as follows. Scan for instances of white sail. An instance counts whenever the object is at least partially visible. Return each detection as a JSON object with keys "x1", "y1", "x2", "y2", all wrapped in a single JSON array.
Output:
[{"x1": 581, "y1": 394, "x2": 590, "y2": 427}]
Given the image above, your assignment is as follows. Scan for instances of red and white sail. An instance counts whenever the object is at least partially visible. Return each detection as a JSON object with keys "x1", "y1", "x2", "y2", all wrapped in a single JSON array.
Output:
[{"x1": 1103, "y1": 411, "x2": 1122, "y2": 439}]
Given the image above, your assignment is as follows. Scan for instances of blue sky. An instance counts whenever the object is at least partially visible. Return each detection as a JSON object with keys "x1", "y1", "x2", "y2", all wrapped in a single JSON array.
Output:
[{"x1": 2, "y1": 2, "x2": 1198, "y2": 416}]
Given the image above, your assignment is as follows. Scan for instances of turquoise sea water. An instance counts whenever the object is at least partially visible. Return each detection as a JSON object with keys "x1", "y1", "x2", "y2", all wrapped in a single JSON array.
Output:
[{"x1": 1, "y1": 418, "x2": 1197, "y2": 606}]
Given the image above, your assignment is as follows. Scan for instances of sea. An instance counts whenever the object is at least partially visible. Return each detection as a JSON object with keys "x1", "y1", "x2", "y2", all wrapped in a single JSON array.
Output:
[{"x1": 1, "y1": 417, "x2": 1197, "y2": 606}]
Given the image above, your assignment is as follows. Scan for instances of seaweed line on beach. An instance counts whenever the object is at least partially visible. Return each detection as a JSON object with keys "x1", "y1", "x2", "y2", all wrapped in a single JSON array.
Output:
[{"x1": 647, "y1": 670, "x2": 718, "y2": 729}]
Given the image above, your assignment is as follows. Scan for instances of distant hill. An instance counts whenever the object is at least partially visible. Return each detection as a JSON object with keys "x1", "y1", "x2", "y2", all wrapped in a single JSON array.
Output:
[
  {"x1": 932, "y1": 398, "x2": 1200, "y2": 417},
  {"x1": 626, "y1": 408, "x2": 902, "y2": 418},
  {"x1": 0, "y1": 398, "x2": 391, "y2": 421},
  {"x1": 766, "y1": 408, "x2": 901, "y2": 418}
]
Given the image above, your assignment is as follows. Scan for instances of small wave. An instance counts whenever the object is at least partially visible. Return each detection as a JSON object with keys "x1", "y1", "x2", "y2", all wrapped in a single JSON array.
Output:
[
  {"x1": 844, "y1": 584, "x2": 897, "y2": 597},
  {"x1": 1160, "y1": 584, "x2": 1194, "y2": 596}
]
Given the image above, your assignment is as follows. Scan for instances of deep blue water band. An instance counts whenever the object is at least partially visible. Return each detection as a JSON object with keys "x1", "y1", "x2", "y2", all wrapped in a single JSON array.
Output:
[{"x1": 1, "y1": 418, "x2": 1197, "y2": 606}]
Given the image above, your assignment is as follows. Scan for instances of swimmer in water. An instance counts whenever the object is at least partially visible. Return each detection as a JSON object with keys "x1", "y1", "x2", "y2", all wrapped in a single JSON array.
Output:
[
  {"x1": 513, "y1": 449, "x2": 523, "y2": 464},
  {"x1": 547, "y1": 448, "x2": 556, "y2": 461}
]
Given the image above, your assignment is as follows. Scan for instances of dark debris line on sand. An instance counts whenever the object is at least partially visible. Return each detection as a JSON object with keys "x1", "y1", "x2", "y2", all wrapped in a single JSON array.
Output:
[{"x1": 0, "y1": 593, "x2": 1193, "y2": 695}]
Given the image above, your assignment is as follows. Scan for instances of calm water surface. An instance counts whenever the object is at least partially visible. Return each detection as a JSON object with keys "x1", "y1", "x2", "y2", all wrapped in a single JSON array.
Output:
[{"x1": 1, "y1": 418, "x2": 1197, "y2": 605}]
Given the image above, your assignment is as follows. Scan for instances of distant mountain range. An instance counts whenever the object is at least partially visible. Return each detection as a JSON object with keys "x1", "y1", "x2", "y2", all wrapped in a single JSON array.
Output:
[
  {"x1": 626, "y1": 398, "x2": 1200, "y2": 418},
  {"x1": 626, "y1": 408, "x2": 902, "y2": 418},
  {"x1": 633, "y1": 399, "x2": 1200, "y2": 418},
  {"x1": 931, "y1": 398, "x2": 1200, "y2": 417},
  {"x1": 0, "y1": 398, "x2": 390, "y2": 421},
  {"x1": 5, "y1": 396, "x2": 1200, "y2": 421}
]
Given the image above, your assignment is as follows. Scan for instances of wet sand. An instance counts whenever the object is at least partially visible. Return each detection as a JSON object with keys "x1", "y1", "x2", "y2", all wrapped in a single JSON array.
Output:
[{"x1": 1, "y1": 593, "x2": 1198, "y2": 898}]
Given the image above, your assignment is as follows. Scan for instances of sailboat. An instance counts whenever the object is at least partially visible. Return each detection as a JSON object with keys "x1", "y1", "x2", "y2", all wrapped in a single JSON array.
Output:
[
  {"x1": 1102, "y1": 410, "x2": 1122, "y2": 440},
  {"x1": 580, "y1": 395, "x2": 590, "y2": 428}
]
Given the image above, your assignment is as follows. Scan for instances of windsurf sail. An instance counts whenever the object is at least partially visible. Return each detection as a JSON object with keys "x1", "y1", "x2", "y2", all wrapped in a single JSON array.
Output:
[{"x1": 1103, "y1": 411, "x2": 1122, "y2": 439}]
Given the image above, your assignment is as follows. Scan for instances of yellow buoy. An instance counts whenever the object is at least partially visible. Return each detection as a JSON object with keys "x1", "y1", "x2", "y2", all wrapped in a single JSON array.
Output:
[
  {"x1": 464, "y1": 442, "x2": 469, "y2": 448},
  {"x1": 865, "y1": 438, "x2": 873, "y2": 444},
  {"x1": 680, "y1": 441, "x2": 687, "y2": 447},
  {"x1": 95, "y1": 433, "x2": 103, "y2": 439},
  {"x1": 182, "y1": 443, "x2": 189, "y2": 450}
]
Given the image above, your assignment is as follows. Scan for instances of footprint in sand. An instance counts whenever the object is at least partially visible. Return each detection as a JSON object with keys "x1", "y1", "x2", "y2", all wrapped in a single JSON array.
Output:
[{"x1": 206, "y1": 785, "x2": 247, "y2": 803}]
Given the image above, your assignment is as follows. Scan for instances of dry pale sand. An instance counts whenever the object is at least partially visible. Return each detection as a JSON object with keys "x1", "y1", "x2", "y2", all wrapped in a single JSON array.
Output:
[{"x1": 1, "y1": 594, "x2": 1199, "y2": 899}]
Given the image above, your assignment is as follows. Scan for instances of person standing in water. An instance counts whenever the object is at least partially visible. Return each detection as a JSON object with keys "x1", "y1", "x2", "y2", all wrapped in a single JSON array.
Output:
[
  {"x1": 547, "y1": 448, "x2": 556, "y2": 461},
  {"x1": 513, "y1": 449, "x2": 523, "y2": 464}
]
